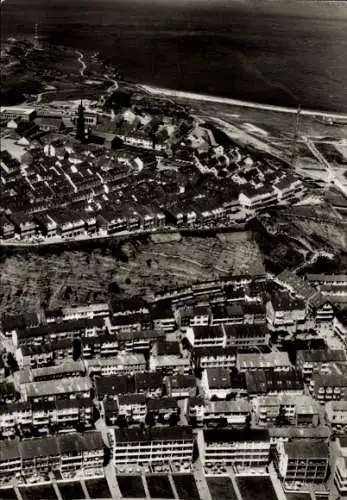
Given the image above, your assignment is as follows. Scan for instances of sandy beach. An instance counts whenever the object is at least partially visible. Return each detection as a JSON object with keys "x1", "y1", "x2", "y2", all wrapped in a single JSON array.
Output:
[{"x1": 139, "y1": 84, "x2": 347, "y2": 121}]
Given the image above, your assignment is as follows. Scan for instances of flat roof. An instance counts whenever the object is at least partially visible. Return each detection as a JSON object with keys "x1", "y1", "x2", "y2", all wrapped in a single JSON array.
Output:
[
  {"x1": 284, "y1": 440, "x2": 329, "y2": 459},
  {"x1": 114, "y1": 426, "x2": 193, "y2": 443},
  {"x1": 238, "y1": 352, "x2": 290, "y2": 369},
  {"x1": 58, "y1": 431, "x2": 104, "y2": 454},
  {"x1": 21, "y1": 437, "x2": 59, "y2": 460},
  {"x1": 0, "y1": 440, "x2": 21, "y2": 462},
  {"x1": 206, "y1": 399, "x2": 249, "y2": 414},
  {"x1": 204, "y1": 428, "x2": 269, "y2": 443}
]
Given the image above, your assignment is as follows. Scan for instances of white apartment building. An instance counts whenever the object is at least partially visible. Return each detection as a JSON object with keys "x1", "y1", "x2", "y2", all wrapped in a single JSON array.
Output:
[
  {"x1": 112, "y1": 427, "x2": 194, "y2": 465},
  {"x1": 201, "y1": 429, "x2": 270, "y2": 469}
]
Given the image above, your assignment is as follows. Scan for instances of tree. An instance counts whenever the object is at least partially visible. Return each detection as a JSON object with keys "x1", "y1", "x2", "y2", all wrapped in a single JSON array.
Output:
[
  {"x1": 169, "y1": 412, "x2": 179, "y2": 427},
  {"x1": 218, "y1": 417, "x2": 228, "y2": 428},
  {"x1": 145, "y1": 411, "x2": 155, "y2": 427},
  {"x1": 72, "y1": 338, "x2": 82, "y2": 361},
  {"x1": 6, "y1": 352, "x2": 19, "y2": 373},
  {"x1": 116, "y1": 415, "x2": 128, "y2": 428},
  {"x1": 244, "y1": 413, "x2": 251, "y2": 430},
  {"x1": 275, "y1": 406, "x2": 291, "y2": 427}
]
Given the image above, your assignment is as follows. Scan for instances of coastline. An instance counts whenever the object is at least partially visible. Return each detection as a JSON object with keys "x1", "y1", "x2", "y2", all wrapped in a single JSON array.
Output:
[{"x1": 139, "y1": 84, "x2": 347, "y2": 121}]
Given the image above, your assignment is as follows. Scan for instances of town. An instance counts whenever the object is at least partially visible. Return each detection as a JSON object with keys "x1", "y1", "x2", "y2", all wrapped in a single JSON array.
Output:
[
  {"x1": 0, "y1": 269, "x2": 347, "y2": 500},
  {"x1": 1, "y1": 36, "x2": 347, "y2": 500}
]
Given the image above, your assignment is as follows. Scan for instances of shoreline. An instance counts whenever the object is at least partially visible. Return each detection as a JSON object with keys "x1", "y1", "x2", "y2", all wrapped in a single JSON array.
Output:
[{"x1": 139, "y1": 84, "x2": 347, "y2": 121}]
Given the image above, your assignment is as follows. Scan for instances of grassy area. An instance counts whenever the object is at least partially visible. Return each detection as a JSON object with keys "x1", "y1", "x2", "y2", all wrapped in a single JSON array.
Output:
[
  {"x1": 57, "y1": 481, "x2": 85, "y2": 500},
  {"x1": 0, "y1": 487, "x2": 17, "y2": 499},
  {"x1": 236, "y1": 477, "x2": 277, "y2": 500},
  {"x1": 173, "y1": 474, "x2": 200, "y2": 500},
  {"x1": 117, "y1": 475, "x2": 146, "y2": 498},
  {"x1": 146, "y1": 475, "x2": 174, "y2": 498},
  {"x1": 85, "y1": 478, "x2": 111, "y2": 498},
  {"x1": 206, "y1": 476, "x2": 238, "y2": 500},
  {"x1": 19, "y1": 484, "x2": 57, "y2": 500}
]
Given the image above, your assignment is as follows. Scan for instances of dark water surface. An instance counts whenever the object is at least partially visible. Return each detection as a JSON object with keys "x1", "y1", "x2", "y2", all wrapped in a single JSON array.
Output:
[{"x1": 1, "y1": 0, "x2": 347, "y2": 112}]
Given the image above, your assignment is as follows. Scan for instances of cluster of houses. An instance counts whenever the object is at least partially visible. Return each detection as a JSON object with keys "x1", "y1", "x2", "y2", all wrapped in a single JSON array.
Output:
[
  {"x1": 0, "y1": 271, "x2": 346, "y2": 495},
  {"x1": 0, "y1": 103, "x2": 308, "y2": 243}
]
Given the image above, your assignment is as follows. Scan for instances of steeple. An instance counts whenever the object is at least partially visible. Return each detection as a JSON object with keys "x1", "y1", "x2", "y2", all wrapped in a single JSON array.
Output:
[
  {"x1": 34, "y1": 23, "x2": 41, "y2": 50},
  {"x1": 75, "y1": 100, "x2": 87, "y2": 142}
]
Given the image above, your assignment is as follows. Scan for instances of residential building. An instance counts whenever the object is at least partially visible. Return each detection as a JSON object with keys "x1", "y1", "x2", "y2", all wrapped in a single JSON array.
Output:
[
  {"x1": 202, "y1": 368, "x2": 232, "y2": 400},
  {"x1": 20, "y1": 436, "x2": 61, "y2": 477},
  {"x1": 112, "y1": 426, "x2": 194, "y2": 465},
  {"x1": 252, "y1": 394, "x2": 319, "y2": 426},
  {"x1": 246, "y1": 369, "x2": 304, "y2": 398},
  {"x1": 188, "y1": 397, "x2": 205, "y2": 425},
  {"x1": 87, "y1": 354, "x2": 146, "y2": 377},
  {"x1": 193, "y1": 346, "x2": 236, "y2": 370},
  {"x1": 147, "y1": 398, "x2": 180, "y2": 423},
  {"x1": 325, "y1": 401, "x2": 347, "y2": 433},
  {"x1": 202, "y1": 429, "x2": 270, "y2": 470},
  {"x1": 0, "y1": 440, "x2": 21, "y2": 481},
  {"x1": 334, "y1": 456, "x2": 347, "y2": 496},
  {"x1": 224, "y1": 324, "x2": 268, "y2": 347},
  {"x1": 26, "y1": 360, "x2": 86, "y2": 382},
  {"x1": 23, "y1": 376, "x2": 92, "y2": 403},
  {"x1": 204, "y1": 400, "x2": 250, "y2": 427},
  {"x1": 116, "y1": 329, "x2": 165, "y2": 352},
  {"x1": 117, "y1": 394, "x2": 147, "y2": 423},
  {"x1": 309, "y1": 364, "x2": 347, "y2": 403},
  {"x1": 95, "y1": 375, "x2": 136, "y2": 401},
  {"x1": 237, "y1": 352, "x2": 291, "y2": 372},
  {"x1": 0, "y1": 106, "x2": 36, "y2": 121},
  {"x1": 297, "y1": 349, "x2": 347, "y2": 380},
  {"x1": 149, "y1": 341, "x2": 190, "y2": 375},
  {"x1": 275, "y1": 440, "x2": 329, "y2": 487},
  {"x1": 59, "y1": 431, "x2": 104, "y2": 478},
  {"x1": 239, "y1": 186, "x2": 278, "y2": 212},
  {"x1": 165, "y1": 374, "x2": 197, "y2": 398},
  {"x1": 189, "y1": 306, "x2": 211, "y2": 327},
  {"x1": 266, "y1": 289, "x2": 306, "y2": 332},
  {"x1": 269, "y1": 426, "x2": 330, "y2": 445},
  {"x1": 186, "y1": 325, "x2": 225, "y2": 348}
]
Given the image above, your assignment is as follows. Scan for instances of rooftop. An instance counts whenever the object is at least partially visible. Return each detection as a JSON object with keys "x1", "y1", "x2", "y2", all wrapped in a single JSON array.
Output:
[
  {"x1": 114, "y1": 426, "x2": 193, "y2": 443},
  {"x1": 204, "y1": 428, "x2": 269, "y2": 443},
  {"x1": 283, "y1": 440, "x2": 329, "y2": 459},
  {"x1": 25, "y1": 376, "x2": 92, "y2": 398}
]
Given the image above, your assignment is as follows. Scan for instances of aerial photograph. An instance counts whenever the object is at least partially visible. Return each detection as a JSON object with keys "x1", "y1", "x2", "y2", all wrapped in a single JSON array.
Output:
[{"x1": 0, "y1": 0, "x2": 346, "y2": 499}]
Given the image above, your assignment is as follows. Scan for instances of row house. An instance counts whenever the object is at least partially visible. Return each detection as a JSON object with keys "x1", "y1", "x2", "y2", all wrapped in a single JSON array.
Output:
[
  {"x1": 165, "y1": 374, "x2": 197, "y2": 398},
  {"x1": 325, "y1": 401, "x2": 347, "y2": 433},
  {"x1": 87, "y1": 354, "x2": 146, "y2": 377},
  {"x1": 13, "y1": 317, "x2": 106, "y2": 348},
  {"x1": 193, "y1": 346, "x2": 237, "y2": 370},
  {"x1": 18, "y1": 339, "x2": 73, "y2": 368},
  {"x1": 252, "y1": 394, "x2": 319, "y2": 427},
  {"x1": 335, "y1": 456, "x2": 347, "y2": 496},
  {"x1": 147, "y1": 397, "x2": 180, "y2": 423},
  {"x1": 0, "y1": 402, "x2": 32, "y2": 437},
  {"x1": 61, "y1": 303, "x2": 110, "y2": 320},
  {"x1": 237, "y1": 352, "x2": 291, "y2": 372},
  {"x1": 309, "y1": 365, "x2": 347, "y2": 403},
  {"x1": 7, "y1": 213, "x2": 39, "y2": 240},
  {"x1": 149, "y1": 340, "x2": 191, "y2": 375},
  {"x1": 275, "y1": 440, "x2": 329, "y2": 488},
  {"x1": 273, "y1": 176, "x2": 305, "y2": 203},
  {"x1": 296, "y1": 349, "x2": 347, "y2": 380},
  {"x1": 186, "y1": 325, "x2": 225, "y2": 348},
  {"x1": 224, "y1": 324, "x2": 268, "y2": 347},
  {"x1": 210, "y1": 303, "x2": 244, "y2": 326},
  {"x1": 26, "y1": 360, "x2": 86, "y2": 382},
  {"x1": 116, "y1": 329, "x2": 165, "y2": 352},
  {"x1": 201, "y1": 429, "x2": 271, "y2": 470},
  {"x1": 104, "y1": 394, "x2": 147, "y2": 425},
  {"x1": 239, "y1": 186, "x2": 278, "y2": 213},
  {"x1": 23, "y1": 376, "x2": 92, "y2": 403},
  {"x1": 266, "y1": 290, "x2": 306, "y2": 333},
  {"x1": 202, "y1": 368, "x2": 233, "y2": 400},
  {"x1": 82, "y1": 336, "x2": 118, "y2": 359},
  {"x1": 189, "y1": 306, "x2": 211, "y2": 327},
  {"x1": 203, "y1": 400, "x2": 250, "y2": 427},
  {"x1": 95, "y1": 372, "x2": 164, "y2": 401},
  {"x1": 188, "y1": 397, "x2": 205, "y2": 425},
  {"x1": 246, "y1": 369, "x2": 304, "y2": 398},
  {"x1": 0, "y1": 432, "x2": 104, "y2": 482},
  {"x1": 112, "y1": 426, "x2": 194, "y2": 466}
]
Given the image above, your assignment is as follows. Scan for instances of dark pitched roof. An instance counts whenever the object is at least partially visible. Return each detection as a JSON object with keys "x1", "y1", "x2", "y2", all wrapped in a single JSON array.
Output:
[
  {"x1": 20, "y1": 437, "x2": 60, "y2": 460},
  {"x1": 114, "y1": 426, "x2": 193, "y2": 443},
  {"x1": 284, "y1": 440, "x2": 329, "y2": 459},
  {"x1": 58, "y1": 431, "x2": 104, "y2": 454}
]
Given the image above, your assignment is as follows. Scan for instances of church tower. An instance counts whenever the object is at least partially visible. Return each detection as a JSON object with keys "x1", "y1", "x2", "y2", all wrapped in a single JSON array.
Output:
[{"x1": 75, "y1": 100, "x2": 87, "y2": 142}]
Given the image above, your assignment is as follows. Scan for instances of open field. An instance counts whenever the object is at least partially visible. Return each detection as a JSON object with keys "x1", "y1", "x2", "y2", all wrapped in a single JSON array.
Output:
[
  {"x1": 0, "y1": 232, "x2": 264, "y2": 315},
  {"x1": 236, "y1": 476, "x2": 277, "y2": 500},
  {"x1": 85, "y1": 478, "x2": 111, "y2": 499},
  {"x1": 117, "y1": 475, "x2": 146, "y2": 498},
  {"x1": 173, "y1": 474, "x2": 200, "y2": 500},
  {"x1": 206, "y1": 476, "x2": 238, "y2": 500},
  {"x1": 146, "y1": 475, "x2": 174, "y2": 498}
]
